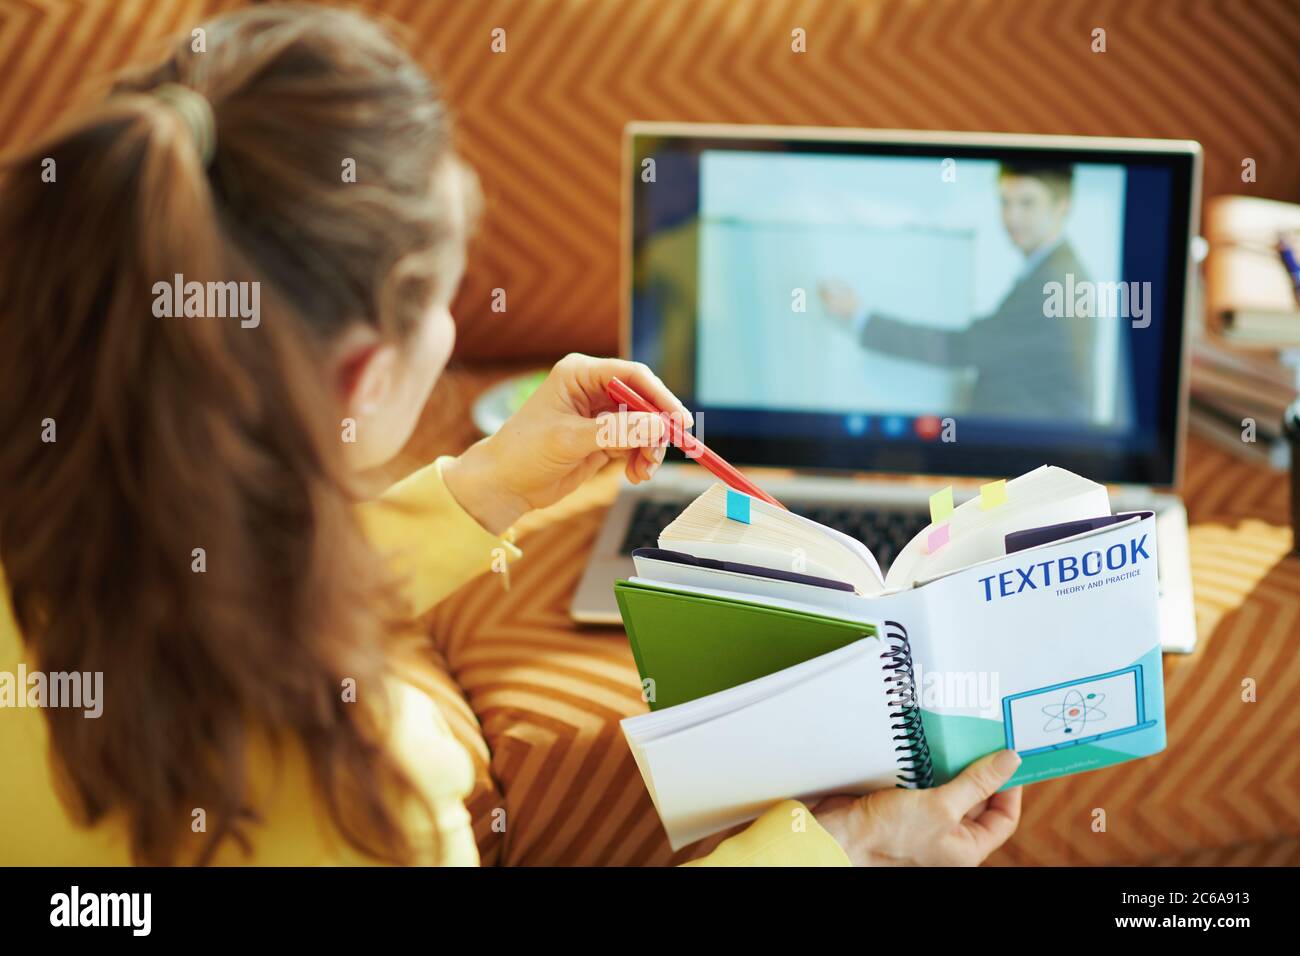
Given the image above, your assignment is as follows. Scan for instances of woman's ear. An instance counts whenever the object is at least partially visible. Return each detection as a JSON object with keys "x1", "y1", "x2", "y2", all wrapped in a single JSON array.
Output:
[{"x1": 332, "y1": 326, "x2": 399, "y2": 418}]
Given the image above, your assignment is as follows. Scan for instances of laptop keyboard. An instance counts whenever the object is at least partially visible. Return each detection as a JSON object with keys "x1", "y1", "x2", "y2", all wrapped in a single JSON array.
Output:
[
  {"x1": 619, "y1": 498, "x2": 930, "y2": 577},
  {"x1": 620, "y1": 500, "x2": 693, "y2": 555}
]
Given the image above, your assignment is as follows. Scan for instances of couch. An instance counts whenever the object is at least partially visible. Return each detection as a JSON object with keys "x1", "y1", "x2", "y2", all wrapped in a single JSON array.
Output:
[{"x1": 7, "y1": 0, "x2": 1299, "y2": 865}]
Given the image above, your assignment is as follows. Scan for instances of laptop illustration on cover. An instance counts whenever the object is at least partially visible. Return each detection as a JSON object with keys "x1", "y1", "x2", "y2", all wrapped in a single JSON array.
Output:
[{"x1": 1002, "y1": 666, "x2": 1158, "y2": 756}]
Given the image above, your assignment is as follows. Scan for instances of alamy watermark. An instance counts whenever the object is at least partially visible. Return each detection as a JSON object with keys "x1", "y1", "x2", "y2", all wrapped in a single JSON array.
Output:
[
  {"x1": 0, "y1": 665, "x2": 102, "y2": 718},
  {"x1": 595, "y1": 407, "x2": 704, "y2": 454},
  {"x1": 152, "y1": 273, "x2": 260, "y2": 328},
  {"x1": 1043, "y1": 273, "x2": 1151, "y2": 329},
  {"x1": 909, "y1": 663, "x2": 1001, "y2": 718},
  {"x1": 50, "y1": 886, "x2": 150, "y2": 936}
]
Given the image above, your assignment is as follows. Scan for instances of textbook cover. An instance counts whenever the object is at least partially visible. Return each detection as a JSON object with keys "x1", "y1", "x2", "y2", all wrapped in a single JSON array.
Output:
[{"x1": 881, "y1": 513, "x2": 1165, "y2": 787}]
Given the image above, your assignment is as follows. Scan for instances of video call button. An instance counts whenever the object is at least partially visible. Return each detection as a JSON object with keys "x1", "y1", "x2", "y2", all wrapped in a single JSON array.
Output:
[
  {"x1": 914, "y1": 415, "x2": 942, "y2": 441},
  {"x1": 882, "y1": 415, "x2": 908, "y2": 438}
]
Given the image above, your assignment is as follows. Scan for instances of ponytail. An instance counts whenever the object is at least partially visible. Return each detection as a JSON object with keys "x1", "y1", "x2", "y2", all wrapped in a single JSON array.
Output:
[{"x1": 0, "y1": 7, "x2": 457, "y2": 865}]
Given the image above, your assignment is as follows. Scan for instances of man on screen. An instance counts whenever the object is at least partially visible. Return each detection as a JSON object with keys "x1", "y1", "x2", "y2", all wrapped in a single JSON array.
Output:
[{"x1": 819, "y1": 163, "x2": 1099, "y2": 422}]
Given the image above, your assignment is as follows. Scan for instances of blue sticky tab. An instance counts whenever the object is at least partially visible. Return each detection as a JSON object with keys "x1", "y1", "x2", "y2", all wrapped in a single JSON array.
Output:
[{"x1": 726, "y1": 488, "x2": 751, "y2": 524}]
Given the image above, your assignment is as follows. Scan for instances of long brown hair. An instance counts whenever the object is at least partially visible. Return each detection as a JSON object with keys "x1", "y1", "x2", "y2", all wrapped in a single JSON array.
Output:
[{"x1": 0, "y1": 5, "x2": 472, "y2": 864}]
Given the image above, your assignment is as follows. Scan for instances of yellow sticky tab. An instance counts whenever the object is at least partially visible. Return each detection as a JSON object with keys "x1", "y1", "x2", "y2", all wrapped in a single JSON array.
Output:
[
  {"x1": 979, "y1": 479, "x2": 1007, "y2": 511},
  {"x1": 929, "y1": 486, "x2": 954, "y2": 524}
]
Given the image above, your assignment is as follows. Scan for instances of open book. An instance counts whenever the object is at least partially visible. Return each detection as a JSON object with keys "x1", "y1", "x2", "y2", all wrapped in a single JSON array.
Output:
[
  {"x1": 618, "y1": 466, "x2": 1166, "y2": 850},
  {"x1": 657, "y1": 464, "x2": 1111, "y2": 595}
]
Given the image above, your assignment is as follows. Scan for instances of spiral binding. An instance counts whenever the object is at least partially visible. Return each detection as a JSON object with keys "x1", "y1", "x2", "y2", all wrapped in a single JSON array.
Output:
[{"x1": 881, "y1": 620, "x2": 934, "y2": 789}]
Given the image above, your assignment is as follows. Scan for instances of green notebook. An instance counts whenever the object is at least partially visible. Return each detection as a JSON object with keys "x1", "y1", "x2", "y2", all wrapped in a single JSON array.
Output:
[{"x1": 614, "y1": 579, "x2": 877, "y2": 710}]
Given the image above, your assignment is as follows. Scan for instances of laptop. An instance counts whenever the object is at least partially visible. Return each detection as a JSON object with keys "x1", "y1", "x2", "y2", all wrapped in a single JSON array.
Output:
[{"x1": 571, "y1": 123, "x2": 1201, "y2": 654}]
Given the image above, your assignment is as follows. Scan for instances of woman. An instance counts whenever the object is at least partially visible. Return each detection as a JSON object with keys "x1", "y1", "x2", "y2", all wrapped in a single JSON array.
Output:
[{"x1": 0, "y1": 5, "x2": 1021, "y2": 866}]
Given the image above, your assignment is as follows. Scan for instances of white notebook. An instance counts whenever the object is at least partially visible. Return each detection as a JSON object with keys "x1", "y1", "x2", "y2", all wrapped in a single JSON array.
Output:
[{"x1": 622, "y1": 638, "x2": 903, "y2": 850}]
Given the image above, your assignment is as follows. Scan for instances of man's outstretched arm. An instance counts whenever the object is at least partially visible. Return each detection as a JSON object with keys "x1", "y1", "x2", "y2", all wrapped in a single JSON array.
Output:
[{"x1": 858, "y1": 311, "x2": 970, "y2": 367}]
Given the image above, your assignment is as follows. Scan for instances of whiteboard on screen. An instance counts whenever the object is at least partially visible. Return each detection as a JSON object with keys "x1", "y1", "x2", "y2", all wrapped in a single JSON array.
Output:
[{"x1": 697, "y1": 221, "x2": 977, "y2": 415}]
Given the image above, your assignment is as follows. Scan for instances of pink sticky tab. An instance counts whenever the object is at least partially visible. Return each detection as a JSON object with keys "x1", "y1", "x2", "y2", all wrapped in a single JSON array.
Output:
[{"x1": 927, "y1": 523, "x2": 951, "y2": 554}]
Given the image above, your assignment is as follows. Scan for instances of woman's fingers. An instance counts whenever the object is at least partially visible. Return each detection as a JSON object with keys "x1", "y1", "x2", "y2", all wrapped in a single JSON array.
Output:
[
  {"x1": 561, "y1": 354, "x2": 693, "y2": 429},
  {"x1": 615, "y1": 362, "x2": 692, "y2": 429},
  {"x1": 624, "y1": 435, "x2": 667, "y2": 483},
  {"x1": 582, "y1": 411, "x2": 667, "y2": 453},
  {"x1": 933, "y1": 749, "x2": 1022, "y2": 821},
  {"x1": 544, "y1": 355, "x2": 689, "y2": 488},
  {"x1": 962, "y1": 786, "x2": 1023, "y2": 858},
  {"x1": 567, "y1": 412, "x2": 668, "y2": 484}
]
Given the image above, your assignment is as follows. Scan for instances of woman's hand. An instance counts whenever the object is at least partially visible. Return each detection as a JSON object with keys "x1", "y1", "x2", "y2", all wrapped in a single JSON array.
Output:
[
  {"x1": 443, "y1": 354, "x2": 691, "y2": 534},
  {"x1": 811, "y1": 749, "x2": 1024, "y2": 866}
]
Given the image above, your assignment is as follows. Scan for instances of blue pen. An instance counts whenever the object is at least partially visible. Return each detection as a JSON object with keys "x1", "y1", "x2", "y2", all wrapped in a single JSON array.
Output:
[{"x1": 1278, "y1": 235, "x2": 1300, "y2": 307}]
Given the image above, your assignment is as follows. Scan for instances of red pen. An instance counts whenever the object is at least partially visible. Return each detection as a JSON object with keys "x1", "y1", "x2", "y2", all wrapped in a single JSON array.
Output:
[{"x1": 605, "y1": 376, "x2": 786, "y2": 510}]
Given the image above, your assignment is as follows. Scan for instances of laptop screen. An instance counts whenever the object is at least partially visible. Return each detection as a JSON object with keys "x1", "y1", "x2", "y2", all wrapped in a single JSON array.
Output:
[{"x1": 627, "y1": 127, "x2": 1198, "y2": 486}]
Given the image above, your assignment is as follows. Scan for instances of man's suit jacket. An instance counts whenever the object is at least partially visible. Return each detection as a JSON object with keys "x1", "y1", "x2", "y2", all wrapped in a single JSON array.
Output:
[{"x1": 859, "y1": 241, "x2": 1097, "y2": 421}]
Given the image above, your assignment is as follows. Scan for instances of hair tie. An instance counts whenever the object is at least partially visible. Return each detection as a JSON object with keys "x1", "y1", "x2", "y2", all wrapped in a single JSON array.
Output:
[{"x1": 152, "y1": 83, "x2": 216, "y2": 166}]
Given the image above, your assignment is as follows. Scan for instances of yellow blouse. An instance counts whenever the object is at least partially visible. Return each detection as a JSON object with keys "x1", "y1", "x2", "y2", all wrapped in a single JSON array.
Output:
[{"x1": 0, "y1": 459, "x2": 848, "y2": 866}]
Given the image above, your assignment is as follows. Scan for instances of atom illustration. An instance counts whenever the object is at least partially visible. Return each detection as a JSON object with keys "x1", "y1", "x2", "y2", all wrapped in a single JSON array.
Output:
[{"x1": 1041, "y1": 689, "x2": 1107, "y2": 736}]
